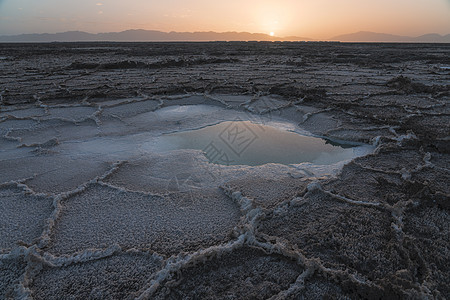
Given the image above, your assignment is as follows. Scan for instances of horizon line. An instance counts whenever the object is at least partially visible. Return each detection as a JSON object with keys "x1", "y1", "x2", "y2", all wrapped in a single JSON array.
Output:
[{"x1": 0, "y1": 29, "x2": 449, "y2": 43}]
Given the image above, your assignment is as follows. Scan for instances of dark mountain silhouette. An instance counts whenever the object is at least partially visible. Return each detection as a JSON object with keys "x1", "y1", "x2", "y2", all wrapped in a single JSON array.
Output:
[
  {"x1": 1, "y1": 30, "x2": 448, "y2": 42},
  {"x1": 413, "y1": 33, "x2": 450, "y2": 42},
  {"x1": 0, "y1": 29, "x2": 311, "y2": 42},
  {"x1": 331, "y1": 31, "x2": 450, "y2": 42}
]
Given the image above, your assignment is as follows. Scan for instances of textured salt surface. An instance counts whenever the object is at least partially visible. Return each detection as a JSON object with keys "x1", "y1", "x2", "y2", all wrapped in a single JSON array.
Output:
[
  {"x1": 48, "y1": 184, "x2": 240, "y2": 255},
  {"x1": 0, "y1": 93, "x2": 446, "y2": 299},
  {"x1": 0, "y1": 186, "x2": 53, "y2": 251},
  {"x1": 258, "y1": 189, "x2": 403, "y2": 280},
  {"x1": 0, "y1": 42, "x2": 448, "y2": 299},
  {"x1": 0, "y1": 96, "x2": 371, "y2": 297},
  {"x1": 1, "y1": 157, "x2": 112, "y2": 194},
  {"x1": 153, "y1": 246, "x2": 303, "y2": 299},
  {"x1": 0, "y1": 256, "x2": 26, "y2": 299},
  {"x1": 30, "y1": 252, "x2": 163, "y2": 300}
]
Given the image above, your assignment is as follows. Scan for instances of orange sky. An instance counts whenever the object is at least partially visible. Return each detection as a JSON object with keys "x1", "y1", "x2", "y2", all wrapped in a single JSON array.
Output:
[{"x1": 0, "y1": 0, "x2": 449, "y2": 38}]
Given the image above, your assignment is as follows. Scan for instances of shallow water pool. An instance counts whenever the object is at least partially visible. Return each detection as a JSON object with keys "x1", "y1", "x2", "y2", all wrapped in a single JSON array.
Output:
[{"x1": 156, "y1": 121, "x2": 373, "y2": 166}]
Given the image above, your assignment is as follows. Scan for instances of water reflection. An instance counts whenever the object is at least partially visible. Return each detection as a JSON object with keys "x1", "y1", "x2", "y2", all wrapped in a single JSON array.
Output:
[{"x1": 156, "y1": 121, "x2": 373, "y2": 166}]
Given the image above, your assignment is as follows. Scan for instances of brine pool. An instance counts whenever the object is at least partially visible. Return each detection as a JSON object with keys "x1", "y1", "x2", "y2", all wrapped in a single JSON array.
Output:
[{"x1": 156, "y1": 120, "x2": 374, "y2": 166}]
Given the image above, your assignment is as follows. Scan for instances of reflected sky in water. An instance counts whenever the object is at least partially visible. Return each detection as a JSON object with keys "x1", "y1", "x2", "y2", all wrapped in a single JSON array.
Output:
[{"x1": 157, "y1": 121, "x2": 373, "y2": 166}]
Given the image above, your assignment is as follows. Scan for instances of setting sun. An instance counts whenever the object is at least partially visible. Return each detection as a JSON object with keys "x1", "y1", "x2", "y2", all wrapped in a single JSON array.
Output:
[{"x1": 0, "y1": 0, "x2": 449, "y2": 39}]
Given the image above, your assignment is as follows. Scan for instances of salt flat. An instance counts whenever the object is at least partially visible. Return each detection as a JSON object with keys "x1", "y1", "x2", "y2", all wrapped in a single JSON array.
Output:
[{"x1": 0, "y1": 42, "x2": 449, "y2": 299}]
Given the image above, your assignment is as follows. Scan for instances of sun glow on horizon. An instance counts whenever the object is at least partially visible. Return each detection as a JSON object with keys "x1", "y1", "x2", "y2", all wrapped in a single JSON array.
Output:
[{"x1": 0, "y1": 0, "x2": 449, "y2": 38}]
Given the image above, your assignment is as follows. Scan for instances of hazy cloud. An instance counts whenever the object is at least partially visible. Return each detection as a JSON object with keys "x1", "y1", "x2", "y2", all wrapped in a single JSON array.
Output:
[{"x1": 96, "y1": 3, "x2": 103, "y2": 6}]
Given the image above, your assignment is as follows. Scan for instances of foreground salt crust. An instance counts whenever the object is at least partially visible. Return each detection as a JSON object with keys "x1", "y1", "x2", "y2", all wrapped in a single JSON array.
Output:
[{"x1": 4, "y1": 95, "x2": 434, "y2": 299}]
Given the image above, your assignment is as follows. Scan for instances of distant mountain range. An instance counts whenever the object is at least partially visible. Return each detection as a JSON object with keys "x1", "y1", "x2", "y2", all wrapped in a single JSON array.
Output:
[
  {"x1": 0, "y1": 30, "x2": 448, "y2": 43},
  {"x1": 330, "y1": 31, "x2": 450, "y2": 43},
  {"x1": 0, "y1": 30, "x2": 310, "y2": 42}
]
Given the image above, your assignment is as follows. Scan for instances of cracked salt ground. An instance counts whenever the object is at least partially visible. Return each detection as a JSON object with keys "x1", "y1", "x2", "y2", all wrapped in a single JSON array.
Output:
[
  {"x1": 0, "y1": 186, "x2": 54, "y2": 251},
  {"x1": 0, "y1": 95, "x2": 382, "y2": 298},
  {"x1": 0, "y1": 71, "x2": 449, "y2": 300},
  {"x1": 0, "y1": 42, "x2": 448, "y2": 299},
  {"x1": 29, "y1": 251, "x2": 164, "y2": 300},
  {"x1": 47, "y1": 183, "x2": 240, "y2": 256}
]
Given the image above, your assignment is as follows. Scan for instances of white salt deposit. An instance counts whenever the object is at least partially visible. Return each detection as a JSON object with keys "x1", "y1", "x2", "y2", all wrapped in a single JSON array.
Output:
[{"x1": 0, "y1": 95, "x2": 377, "y2": 297}]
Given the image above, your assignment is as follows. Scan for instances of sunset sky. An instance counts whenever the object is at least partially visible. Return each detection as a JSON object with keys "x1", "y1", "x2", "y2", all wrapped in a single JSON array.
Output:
[{"x1": 0, "y1": 0, "x2": 449, "y2": 39}]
